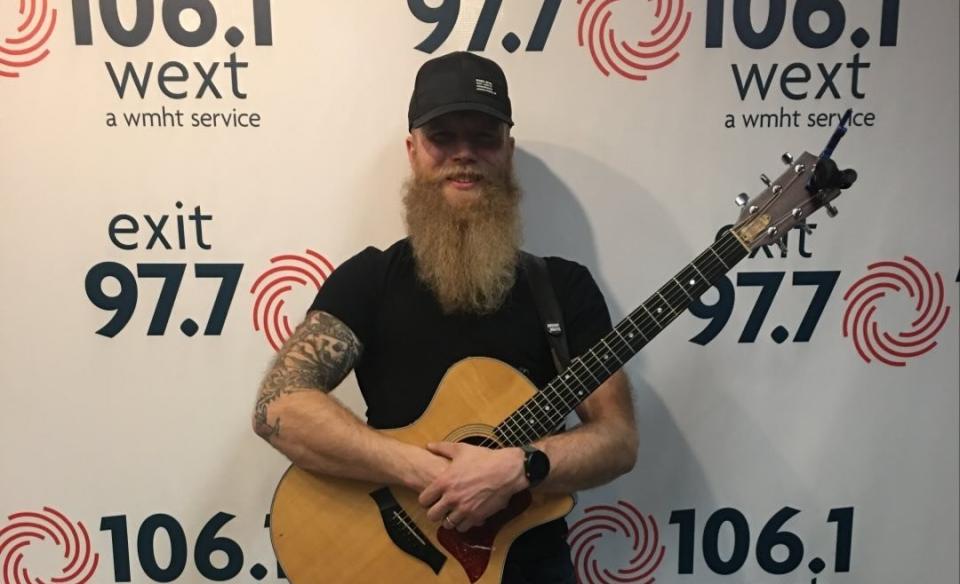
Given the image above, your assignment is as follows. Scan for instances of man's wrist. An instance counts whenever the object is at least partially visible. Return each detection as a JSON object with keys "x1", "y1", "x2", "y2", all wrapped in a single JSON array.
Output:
[
  {"x1": 505, "y1": 447, "x2": 529, "y2": 491},
  {"x1": 520, "y1": 444, "x2": 550, "y2": 489}
]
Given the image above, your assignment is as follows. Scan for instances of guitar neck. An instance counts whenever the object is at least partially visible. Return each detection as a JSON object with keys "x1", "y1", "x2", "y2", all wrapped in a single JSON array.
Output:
[{"x1": 494, "y1": 230, "x2": 749, "y2": 447}]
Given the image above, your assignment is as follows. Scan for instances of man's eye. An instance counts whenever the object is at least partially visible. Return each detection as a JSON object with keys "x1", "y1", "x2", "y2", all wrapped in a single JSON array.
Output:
[{"x1": 430, "y1": 132, "x2": 453, "y2": 142}]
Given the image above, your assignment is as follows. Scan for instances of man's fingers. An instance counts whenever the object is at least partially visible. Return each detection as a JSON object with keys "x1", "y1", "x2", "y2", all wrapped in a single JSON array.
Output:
[
  {"x1": 426, "y1": 496, "x2": 454, "y2": 523},
  {"x1": 419, "y1": 481, "x2": 442, "y2": 507}
]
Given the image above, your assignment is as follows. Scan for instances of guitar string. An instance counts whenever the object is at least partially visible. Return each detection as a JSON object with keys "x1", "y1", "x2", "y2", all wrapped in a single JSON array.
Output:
[
  {"x1": 495, "y1": 235, "x2": 741, "y2": 445},
  {"x1": 489, "y1": 239, "x2": 738, "y2": 448},
  {"x1": 513, "y1": 232, "x2": 747, "y2": 442},
  {"x1": 482, "y1": 231, "x2": 750, "y2": 449}
]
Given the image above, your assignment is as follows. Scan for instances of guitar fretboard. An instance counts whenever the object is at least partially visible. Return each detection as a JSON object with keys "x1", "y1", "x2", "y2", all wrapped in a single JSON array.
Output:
[{"x1": 493, "y1": 230, "x2": 749, "y2": 447}]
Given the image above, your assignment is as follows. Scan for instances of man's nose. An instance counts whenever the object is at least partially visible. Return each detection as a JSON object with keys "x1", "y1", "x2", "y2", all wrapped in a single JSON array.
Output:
[{"x1": 449, "y1": 138, "x2": 478, "y2": 163}]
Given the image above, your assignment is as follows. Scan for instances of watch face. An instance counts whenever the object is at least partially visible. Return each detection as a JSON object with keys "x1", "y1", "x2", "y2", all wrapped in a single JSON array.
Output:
[{"x1": 528, "y1": 450, "x2": 549, "y2": 481}]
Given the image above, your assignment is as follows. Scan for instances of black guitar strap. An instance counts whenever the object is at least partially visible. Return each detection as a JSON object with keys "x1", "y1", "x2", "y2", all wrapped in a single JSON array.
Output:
[{"x1": 521, "y1": 252, "x2": 571, "y2": 375}]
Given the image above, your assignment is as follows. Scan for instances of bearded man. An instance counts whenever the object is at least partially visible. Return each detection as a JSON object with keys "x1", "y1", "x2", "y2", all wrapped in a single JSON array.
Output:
[{"x1": 253, "y1": 52, "x2": 638, "y2": 584}]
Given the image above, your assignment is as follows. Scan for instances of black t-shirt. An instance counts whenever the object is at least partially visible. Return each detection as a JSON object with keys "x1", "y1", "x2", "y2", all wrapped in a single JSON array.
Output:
[
  {"x1": 307, "y1": 238, "x2": 613, "y2": 563},
  {"x1": 309, "y1": 238, "x2": 612, "y2": 429}
]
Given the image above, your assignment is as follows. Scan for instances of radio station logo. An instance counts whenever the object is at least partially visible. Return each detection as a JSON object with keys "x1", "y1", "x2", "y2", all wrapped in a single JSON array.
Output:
[
  {"x1": 576, "y1": 0, "x2": 692, "y2": 81},
  {"x1": 250, "y1": 249, "x2": 335, "y2": 352},
  {"x1": 0, "y1": 0, "x2": 58, "y2": 78},
  {"x1": 0, "y1": 507, "x2": 99, "y2": 584},
  {"x1": 568, "y1": 501, "x2": 665, "y2": 584},
  {"x1": 571, "y1": 503, "x2": 857, "y2": 581},
  {"x1": 842, "y1": 256, "x2": 952, "y2": 367}
]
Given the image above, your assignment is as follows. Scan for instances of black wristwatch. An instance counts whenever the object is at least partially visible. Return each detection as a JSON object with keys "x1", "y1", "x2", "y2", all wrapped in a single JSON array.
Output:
[{"x1": 520, "y1": 444, "x2": 550, "y2": 488}]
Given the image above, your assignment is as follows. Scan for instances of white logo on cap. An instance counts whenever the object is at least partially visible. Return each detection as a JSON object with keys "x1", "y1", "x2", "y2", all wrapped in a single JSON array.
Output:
[{"x1": 475, "y1": 79, "x2": 496, "y2": 95}]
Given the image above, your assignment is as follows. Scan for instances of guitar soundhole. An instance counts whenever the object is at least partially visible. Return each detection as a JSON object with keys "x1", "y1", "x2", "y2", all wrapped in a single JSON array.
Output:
[
  {"x1": 443, "y1": 426, "x2": 502, "y2": 448},
  {"x1": 461, "y1": 435, "x2": 495, "y2": 447}
]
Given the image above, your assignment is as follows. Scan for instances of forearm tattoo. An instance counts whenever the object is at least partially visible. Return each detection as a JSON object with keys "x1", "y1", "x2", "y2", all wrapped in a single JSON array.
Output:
[{"x1": 254, "y1": 311, "x2": 362, "y2": 439}]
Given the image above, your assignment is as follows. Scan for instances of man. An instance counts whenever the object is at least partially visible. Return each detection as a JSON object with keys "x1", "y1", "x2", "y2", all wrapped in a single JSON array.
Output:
[{"x1": 253, "y1": 51, "x2": 638, "y2": 583}]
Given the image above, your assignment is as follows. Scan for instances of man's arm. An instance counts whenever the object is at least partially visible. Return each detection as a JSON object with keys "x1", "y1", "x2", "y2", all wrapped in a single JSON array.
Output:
[
  {"x1": 419, "y1": 369, "x2": 637, "y2": 531},
  {"x1": 253, "y1": 310, "x2": 445, "y2": 491},
  {"x1": 534, "y1": 369, "x2": 638, "y2": 492}
]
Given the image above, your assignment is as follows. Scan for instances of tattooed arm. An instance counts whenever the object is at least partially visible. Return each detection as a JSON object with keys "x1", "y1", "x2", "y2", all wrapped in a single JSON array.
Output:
[{"x1": 253, "y1": 310, "x2": 446, "y2": 491}]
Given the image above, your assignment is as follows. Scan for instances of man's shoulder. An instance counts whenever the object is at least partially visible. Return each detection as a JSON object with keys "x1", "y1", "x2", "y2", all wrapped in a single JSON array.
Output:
[
  {"x1": 536, "y1": 253, "x2": 594, "y2": 280},
  {"x1": 529, "y1": 253, "x2": 606, "y2": 305},
  {"x1": 341, "y1": 238, "x2": 412, "y2": 270}
]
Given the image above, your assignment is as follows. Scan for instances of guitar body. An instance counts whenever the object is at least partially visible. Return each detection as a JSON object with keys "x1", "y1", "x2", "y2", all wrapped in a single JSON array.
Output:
[{"x1": 270, "y1": 357, "x2": 576, "y2": 584}]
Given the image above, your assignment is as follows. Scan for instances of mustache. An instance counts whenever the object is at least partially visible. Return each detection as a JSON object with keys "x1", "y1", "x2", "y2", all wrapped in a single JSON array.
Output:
[{"x1": 418, "y1": 166, "x2": 490, "y2": 184}]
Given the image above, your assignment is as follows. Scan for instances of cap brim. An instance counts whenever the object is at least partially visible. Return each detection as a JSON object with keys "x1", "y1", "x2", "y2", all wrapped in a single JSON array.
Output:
[{"x1": 410, "y1": 102, "x2": 513, "y2": 130}]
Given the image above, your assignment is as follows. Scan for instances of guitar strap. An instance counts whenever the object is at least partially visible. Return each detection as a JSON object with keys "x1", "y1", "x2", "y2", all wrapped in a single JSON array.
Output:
[{"x1": 520, "y1": 252, "x2": 571, "y2": 375}]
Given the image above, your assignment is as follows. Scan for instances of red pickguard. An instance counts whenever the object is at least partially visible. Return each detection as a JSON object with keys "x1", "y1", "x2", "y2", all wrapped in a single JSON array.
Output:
[{"x1": 436, "y1": 491, "x2": 532, "y2": 582}]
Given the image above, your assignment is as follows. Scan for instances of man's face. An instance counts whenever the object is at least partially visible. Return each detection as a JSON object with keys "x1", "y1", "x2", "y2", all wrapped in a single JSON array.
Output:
[
  {"x1": 405, "y1": 111, "x2": 515, "y2": 209},
  {"x1": 402, "y1": 110, "x2": 521, "y2": 314}
]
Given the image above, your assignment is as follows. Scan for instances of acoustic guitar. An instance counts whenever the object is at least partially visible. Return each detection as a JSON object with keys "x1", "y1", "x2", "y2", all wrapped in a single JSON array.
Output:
[{"x1": 269, "y1": 118, "x2": 858, "y2": 583}]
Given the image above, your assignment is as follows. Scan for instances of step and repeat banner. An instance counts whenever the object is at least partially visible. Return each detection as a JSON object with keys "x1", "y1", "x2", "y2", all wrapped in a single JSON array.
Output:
[{"x1": 2, "y1": 1, "x2": 957, "y2": 583}]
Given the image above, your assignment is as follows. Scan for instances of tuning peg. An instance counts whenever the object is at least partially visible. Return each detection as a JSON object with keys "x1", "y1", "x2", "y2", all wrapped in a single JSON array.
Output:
[
  {"x1": 781, "y1": 152, "x2": 794, "y2": 165},
  {"x1": 761, "y1": 174, "x2": 771, "y2": 187},
  {"x1": 776, "y1": 238, "x2": 788, "y2": 255},
  {"x1": 824, "y1": 202, "x2": 839, "y2": 218},
  {"x1": 798, "y1": 222, "x2": 813, "y2": 235},
  {"x1": 735, "y1": 193, "x2": 750, "y2": 207}
]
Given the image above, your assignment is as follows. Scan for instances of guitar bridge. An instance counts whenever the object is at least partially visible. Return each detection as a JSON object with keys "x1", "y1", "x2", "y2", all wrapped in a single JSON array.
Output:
[{"x1": 369, "y1": 487, "x2": 447, "y2": 575}]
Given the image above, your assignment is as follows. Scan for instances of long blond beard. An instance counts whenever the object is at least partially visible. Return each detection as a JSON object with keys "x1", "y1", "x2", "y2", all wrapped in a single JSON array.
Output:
[{"x1": 403, "y1": 168, "x2": 522, "y2": 315}]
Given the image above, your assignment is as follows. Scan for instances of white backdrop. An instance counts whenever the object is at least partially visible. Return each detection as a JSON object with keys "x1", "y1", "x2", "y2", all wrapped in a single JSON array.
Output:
[{"x1": 2, "y1": 1, "x2": 957, "y2": 583}]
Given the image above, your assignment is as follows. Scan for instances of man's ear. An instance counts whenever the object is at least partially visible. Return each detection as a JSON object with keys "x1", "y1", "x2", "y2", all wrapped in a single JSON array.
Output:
[{"x1": 405, "y1": 133, "x2": 415, "y2": 167}]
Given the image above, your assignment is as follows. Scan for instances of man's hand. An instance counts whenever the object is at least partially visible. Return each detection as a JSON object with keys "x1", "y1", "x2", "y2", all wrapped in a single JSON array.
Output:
[
  {"x1": 418, "y1": 442, "x2": 528, "y2": 533},
  {"x1": 403, "y1": 446, "x2": 450, "y2": 493}
]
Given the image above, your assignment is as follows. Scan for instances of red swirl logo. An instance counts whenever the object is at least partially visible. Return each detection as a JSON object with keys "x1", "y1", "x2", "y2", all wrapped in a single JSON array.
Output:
[
  {"x1": 1, "y1": 0, "x2": 58, "y2": 78},
  {"x1": 577, "y1": 0, "x2": 692, "y2": 81},
  {"x1": 0, "y1": 508, "x2": 98, "y2": 584},
  {"x1": 568, "y1": 501, "x2": 665, "y2": 584},
  {"x1": 250, "y1": 249, "x2": 334, "y2": 352},
  {"x1": 842, "y1": 256, "x2": 952, "y2": 367}
]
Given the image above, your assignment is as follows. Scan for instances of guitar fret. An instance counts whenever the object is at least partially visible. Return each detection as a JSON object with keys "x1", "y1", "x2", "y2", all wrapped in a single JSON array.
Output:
[
  {"x1": 672, "y1": 277, "x2": 695, "y2": 302},
  {"x1": 622, "y1": 315, "x2": 648, "y2": 343},
  {"x1": 535, "y1": 394, "x2": 563, "y2": 429},
  {"x1": 548, "y1": 382, "x2": 576, "y2": 411},
  {"x1": 573, "y1": 356, "x2": 601, "y2": 386},
  {"x1": 690, "y1": 261, "x2": 709, "y2": 283},
  {"x1": 531, "y1": 398, "x2": 559, "y2": 432},
  {"x1": 549, "y1": 376, "x2": 580, "y2": 414},
  {"x1": 709, "y1": 246, "x2": 730, "y2": 269},
  {"x1": 564, "y1": 367, "x2": 588, "y2": 400},
  {"x1": 601, "y1": 334, "x2": 631, "y2": 369},
  {"x1": 518, "y1": 402, "x2": 542, "y2": 437},
  {"x1": 611, "y1": 326, "x2": 631, "y2": 349},
  {"x1": 501, "y1": 422, "x2": 522, "y2": 446},
  {"x1": 641, "y1": 304, "x2": 665, "y2": 329},
  {"x1": 655, "y1": 290, "x2": 680, "y2": 316},
  {"x1": 594, "y1": 344, "x2": 614, "y2": 375},
  {"x1": 601, "y1": 337, "x2": 628, "y2": 365}
]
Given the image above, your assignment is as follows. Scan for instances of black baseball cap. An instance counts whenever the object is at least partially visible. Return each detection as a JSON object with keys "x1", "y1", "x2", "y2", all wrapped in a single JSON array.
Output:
[{"x1": 408, "y1": 51, "x2": 513, "y2": 131}]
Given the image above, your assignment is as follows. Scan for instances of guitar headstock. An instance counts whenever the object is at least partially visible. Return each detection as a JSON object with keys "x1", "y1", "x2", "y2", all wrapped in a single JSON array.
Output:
[
  {"x1": 732, "y1": 109, "x2": 858, "y2": 252},
  {"x1": 731, "y1": 151, "x2": 857, "y2": 253}
]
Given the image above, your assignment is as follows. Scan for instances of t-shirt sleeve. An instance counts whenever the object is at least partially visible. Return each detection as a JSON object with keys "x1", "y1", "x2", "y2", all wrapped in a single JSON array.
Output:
[
  {"x1": 547, "y1": 258, "x2": 613, "y2": 358},
  {"x1": 307, "y1": 246, "x2": 382, "y2": 347}
]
